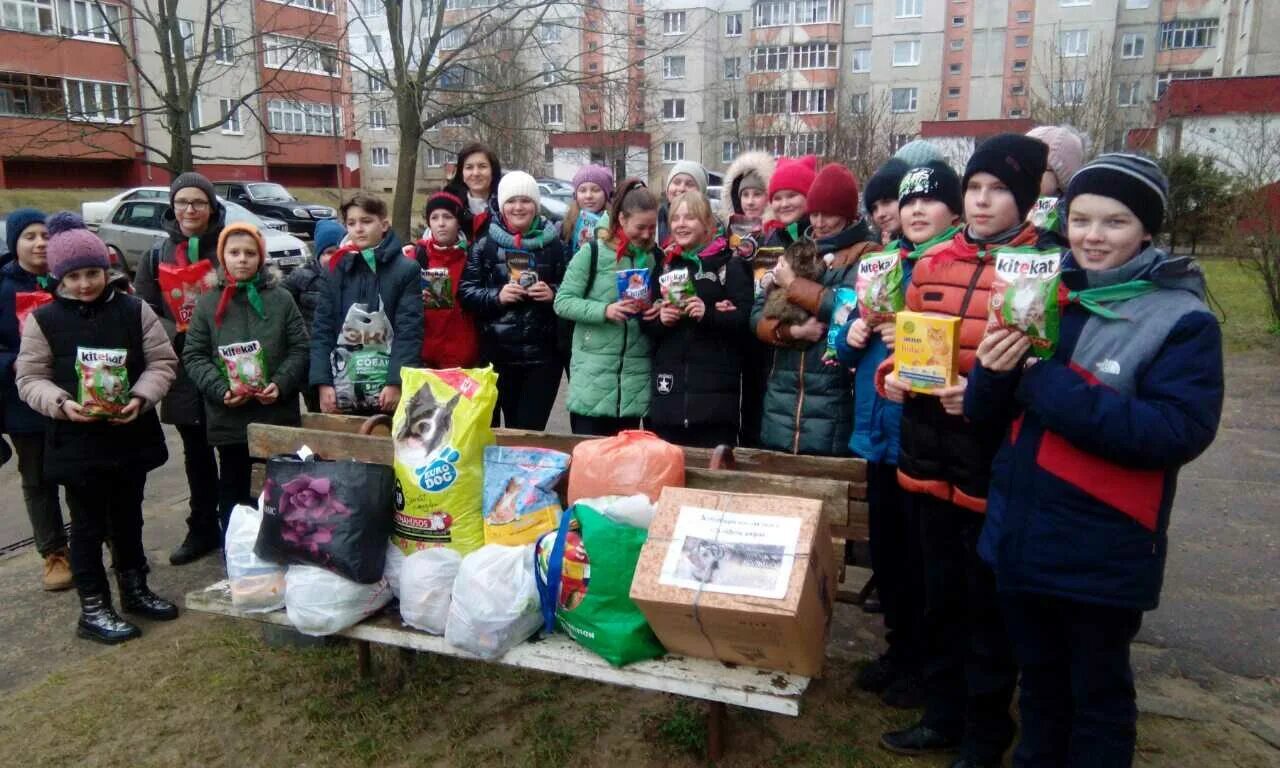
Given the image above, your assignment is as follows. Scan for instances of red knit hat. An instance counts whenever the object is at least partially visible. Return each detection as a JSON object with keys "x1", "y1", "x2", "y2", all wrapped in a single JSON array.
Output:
[
  {"x1": 768, "y1": 155, "x2": 818, "y2": 201},
  {"x1": 805, "y1": 163, "x2": 860, "y2": 221}
]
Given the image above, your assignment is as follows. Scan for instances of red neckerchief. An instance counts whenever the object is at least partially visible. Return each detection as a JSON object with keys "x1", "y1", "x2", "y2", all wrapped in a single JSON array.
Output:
[
  {"x1": 328, "y1": 243, "x2": 362, "y2": 273},
  {"x1": 175, "y1": 239, "x2": 195, "y2": 267}
]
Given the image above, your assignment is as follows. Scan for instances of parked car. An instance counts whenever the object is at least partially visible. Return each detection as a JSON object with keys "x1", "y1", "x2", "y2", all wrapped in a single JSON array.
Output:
[
  {"x1": 82, "y1": 187, "x2": 171, "y2": 230},
  {"x1": 536, "y1": 177, "x2": 574, "y2": 197},
  {"x1": 540, "y1": 196, "x2": 568, "y2": 224},
  {"x1": 212, "y1": 181, "x2": 335, "y2": 238},
  {"x1": 98, "y1": 197, "x2": 310, "y2": 275}
]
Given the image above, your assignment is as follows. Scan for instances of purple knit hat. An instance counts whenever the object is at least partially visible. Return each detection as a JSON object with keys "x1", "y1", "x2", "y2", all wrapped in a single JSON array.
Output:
[
  {"x1": 45, "y1": 212, "x2": 110, "y2": 280},
  {"x1": 571, "y1": 164, "x2": 615, "y2": 199}
]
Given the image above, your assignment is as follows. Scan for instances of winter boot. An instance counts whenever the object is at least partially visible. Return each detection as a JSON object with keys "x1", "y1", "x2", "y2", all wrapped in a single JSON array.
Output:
[
  {"x1": 42, "y1": 548, "x2": 73, "y2": 591},
  {"x1": 116, "y1": 569, "x2": 179, "y2": 621},
  {"x1": 76, "y1": 593, "x2": 141, "y2": 644},
  {"x1": 169, "y1": 527, "x2": 222, "y2": 566}
]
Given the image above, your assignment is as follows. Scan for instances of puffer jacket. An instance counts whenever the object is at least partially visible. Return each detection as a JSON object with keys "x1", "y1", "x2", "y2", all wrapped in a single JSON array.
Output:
[
  {"x1": 966, "y1": 248, "x2": 1223, "y2": 610},
  {"x1": 554, "y1": 236, "x2": 657, "y2": 419},
  {"x1": 643, "y1": 238, "x2": 753, "y2": 430},
  {"x1": 405, "y1": 236, "x2": 480, "y2": 369},
  {"x1": 0, "y1": 255, "x2": 54, "y2": 434},
  {"x1": 283, "y1": 260, "x2": 326, "y2": 332},
  {"x1": 460, "y1": 215, "x2": 567, "y2": 367},
  {"x1": 133, "y1": 201, "x2": 227, "y2": 425},
  {"x1": 719, "y1": 151, "x2": 776, "y2": 223}
]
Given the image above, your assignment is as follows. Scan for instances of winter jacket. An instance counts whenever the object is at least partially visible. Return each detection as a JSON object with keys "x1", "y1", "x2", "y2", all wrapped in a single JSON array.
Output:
[
  {"x1": 16, "y1": 286, "x2": 176, "y2": 482},
  {"x1": 966, "y1": 248, "x2": 1223, "y2": 611},
  {"x1": 134, "y1": 201, "x2": 228, "y2": 426},
  {"x1": 875, "y1": 223, "x2": 1055, "y2": 512},
  {"x1": 642, "y1": 238, "x2": 753, "y2": 430},
  {"x1": 182, "y1": 271, "x2": 310, "y2": 446},
  {"x1": 308, "y1": 231, "x2": 422, "y2": 390},
  {"x1": 0, "y1": 256, "x2": 54, "y2": 434},
  {"x1": 283, "y1": 260, "x2": 327, "y2": 332},
  {"x1": 554, "y1": 236, "x2": 657, "y2": 419},
  {"x1": 719, "y1": 151, "x2": 776, "y2": 223},
  {"x1": 460, "y1": 216, "x2": 567, "y2": 367},
  {"x1": 402, "y1": 237, "x2": 480, "y2": 369}
]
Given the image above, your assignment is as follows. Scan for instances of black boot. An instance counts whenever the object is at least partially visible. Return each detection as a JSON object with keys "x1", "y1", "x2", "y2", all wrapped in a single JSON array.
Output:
[
  {"x1": 855, "y1": 654, "x2": 900, "y2": 693},
  {"x1": 879, "y1": 722, "x2": 961, "y2": 755},
  {"x1": 169, "y1": 527, "x2": 221, "y2": 566},
  {"x1": 76, "y1": 593, "x2": 141, "y2": 645},
  {"x1": 116, "y1": 569, "x2": 179, "y2": 621}
]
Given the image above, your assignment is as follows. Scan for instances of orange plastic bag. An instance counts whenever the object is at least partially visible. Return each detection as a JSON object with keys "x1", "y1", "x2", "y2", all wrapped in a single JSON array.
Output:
[{"x1": 567, "y1": 430, "x2": 685, "y2": 505}]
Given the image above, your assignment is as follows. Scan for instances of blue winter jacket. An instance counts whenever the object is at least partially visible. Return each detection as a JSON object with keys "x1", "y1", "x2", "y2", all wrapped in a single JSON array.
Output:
[
  {"x1": 965, "y1": 247, "x2": 1223, "y2": 611},
  {"x1": 0, "y1": 255, "x2": 53, "y2": 434}
]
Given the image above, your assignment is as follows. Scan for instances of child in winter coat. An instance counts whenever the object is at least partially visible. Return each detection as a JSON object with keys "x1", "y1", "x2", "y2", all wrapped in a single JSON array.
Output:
[
  {"x1": 183, "y1": 223, "x2": 310, "y2": 532},
  {"x1": 644, "y1": 190, "x2": 753, "y2": 447},
  {"x1": 460, "y1": 172, "x2": 567, "y2": 430},
  {"x1": 403, "y1": 191, "x2": 479, "y2": 368},
  {"x1": 310, "y1": 193, "x2": 422, "y2": 415},
  {"x1": 966, "y1": 154, "x2": 1223, "y2": 767},
  {"x1": 1025, "y1": 124, "x2": 1086, "y2": 236},
  {"x1": 657, "y1": 161, "x2": 708, "y2": 246},
  {"x1": 1, "y1": 209, "x2": 69, "y2": 591},
  {"x1": 16, "y1": 214, "x2": 178, "y2": 644},
  {"x1": 864, "y1": 159, "x2": 909, "y2": 245},
  {"x1": 877, "y1": 133, "x2": 1055, "y2": 766},
  {"x1": 719, "y1": 150, "x2": 775, "y2": 224},
  {"x1": 555, "y1": 178, "x2": 661, "y2": 436},
  {"x1": 561, "y1": 164, "x2": 614, "y2": 255},
  {"x1": 835, "y1": 161, "x2": 963, "y2": 709},
  {"x1": 285, "y1": 216, "x2": 343, "y2": 332}
]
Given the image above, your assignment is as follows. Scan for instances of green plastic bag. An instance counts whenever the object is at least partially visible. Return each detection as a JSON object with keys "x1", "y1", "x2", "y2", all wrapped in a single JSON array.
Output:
[{"x1": 535, "y1": 503, "x2": 665, "y2": 667}]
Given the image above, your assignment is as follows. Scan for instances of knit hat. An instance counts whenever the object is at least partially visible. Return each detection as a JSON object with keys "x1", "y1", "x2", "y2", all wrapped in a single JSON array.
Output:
[
  {"x1": 899, "y1": 161, "x2": 963, "y2": 216},
  {"x1": 5, "y1": 208, "x2": 46, "y2": 257},
  {"x1": 497, "y1": 171, "x2": 541, "y2": 209},
  {"x1": 1064, "y1": 153, "x2": 1169, "y2": 236},
  {"x1": 571, "y1": 164, "x2": 615, "y2": 199},
  {"x1": 1026, "y1": 125, "x2": 1087, "y2": 192},
  {"x1": 963, "y1": 133, "x2": 1050, "y2": 220},
  {"x1": 169, "y1": 171, "x2": 217, "y2": 208},
  {"x1": 216, "y1": 222, "x2": 267, "y2": 274},
  {"x1": 312, "y1": 218, "x2": 346, "y2": 256},
  {"x1": 424, "y1": 190, "x2": 465, "y2": 222},
  {"x1": 214, "y1": 223, "x2": 268, "y2": 327},
  {"x1": 894, "y1": 139, "x2": 944, "y2": 168},
  {"x1": 664, "y1": 160, "x2": 708, "y2": 196},
  {"x1": 805, "y1": 163, "x2": 860, "y2": 221},
  {"x1": 768, "y1": 155, "x2": 818, "y2": 201},
  {"x1": 863, "y1": 158, "x2": 910, "y2": 212},
  {"x1": 45, "y1": 212, "x2": 110, "y2": 280}
]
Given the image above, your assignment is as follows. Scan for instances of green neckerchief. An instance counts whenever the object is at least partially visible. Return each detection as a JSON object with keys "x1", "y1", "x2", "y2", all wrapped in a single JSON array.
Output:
[
  {"x1": 1067, "y1": 279, "x2": 1160, "y2": 320},
  {"x1": 785, "y1": 220, "x2": 802, "y2": 242},
  {"x1": 360, "y1": 247, "x2": 377, "y2": 273},
  {"x1": 238, "y1": 273, "x2": 267, "y2": 319},
  {"x1": 189, "y1": 235, "x2": 199, "y2": 264},
  {"x1": 624, "y1": 242, "x2": 652, "y2": 268},
  {"x1": 36, "y1": 275, "x2": 51, "y2": 290},
  {"x1": 906, "y1": 226, "x2": 961, "y2": 260}
]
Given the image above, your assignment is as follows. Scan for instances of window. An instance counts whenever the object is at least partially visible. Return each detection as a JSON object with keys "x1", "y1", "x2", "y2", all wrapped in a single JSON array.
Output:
[
  {"x1": 359, "y1": 0, "x2": 383, "y2": 16},
  {"x1": 894, "y1": 40, "x2": 921, "y2": 66},
  {"x1": 1052, "y1": 79, "x2": 1085, "y2": 106},
  {"x1": 541, "y1": 103, "x2": 563, "y2": 125},
  {"x1": 793, "y1": 43, "x2": 837, "y2": 69},
  {"x1": 895, "y1": 0, "x2": 922, "y2": 19},
  {"x1": 950, "y1": 38, "x2": 964, "y2": 51},
  {"x1": 1155, "y1": 69, "x2": 1213, "y2": 99},
  {"x1": 724, "y1": 56, "x2": 742, "y2": 79},
  {"x1": 946, "y1": 110, "x2": 959, "y2": 120},
  {"x1": 725, "y1": 13, "x2": 742, "y2": 36},
  {"x1": 949, "y1": 62, "x2": 962, "y2": 74},
  {"x1": 722, "y1": 140, "x2": 739, "y2": 163},
  {"x1": 1010, "y1": 83, "x2": 1026, "y2": 95},
  {"x1": 1015, "y1": 35, "x2": 1029, "y2": 48},
  {"x1": 853, "y1": 3, "x2": 872, "y2": 27},
  {"x1": 368, "y1": 74, "x2": 385, "y2": 93},
  {"x1": 57, "y1": 0, "x2": 121, "y2": 42},
  {"x1": 952, "y1": 16, "x2": 964, "y2": 27},
  {"x1": 1117, "y1": 80, "x2": 1141, "y2": 106},
  {"x1": 218, "y1": 98, "x2": 241, "y2": 134},
  {"x1": 178, "y1": 19, "x2": 195, "y2": 57},
  {"x1": 264, "y1": 35, "x2": 339, "y2": 76},
  {"x1": 1, "y1": 0, "x2": 55, "y2": 34},
  {"x1": 424, "y1": 147, "x2": 447, "y2": 170},
  {"x1": 795, "y1": 0, "x2": 833, "y2": 25},
  {"x1": 267, "y1": 0, "x2": 336, "y2": 13},
  {"x1": 545, "y1": 143, "x2": 554, "y2": 164},
  {"x1": 442, "y1": 114, "x2": 472, "y2": 127},
  {"x1": 791, "y1": 133, "x2": 825, "y2": 156},
  {"x1": 791, "y1": 88, "x2": 833, "y2": 114},
  {"x1": 1160, "y1": 19, "x2": 1217, "y2": 50},
  {"x1": 1010, "y1": 108, "x2": 1024, "y2": 117},
  {"x1": 1012, "y1": 59, "x2": 1027, "y2": 72},
  {"x1": 753, "y1": 1, "x2": 790, "y2": 28},
  {"x1": 1121, "y1": 33, "x2": 1145, "y2": 59},
  {"x1": 364, "y1": 34, "x2": 383, "y2": 54},
  {"x1": 722, "y1": 99, "x2": 738, "y2": 121},
  {"x1": 213, "y1": 25, "x2": 235, "y2": 63},
  {"x1": 749, "y1": 135, "x2": 787, "y2": 156},
  {"x1": 64, "y1": 78, "x2": 128, "y2": 122},
  {"x1": 267, "y1": 100, "x2": 340, "y2": 136},
  {"x1": 536, "y1": 23, "x2": 561, "y2": 43},
  {"x1": 1060, "y1": 29, "x2": 1089, "y2": 57},
  {"x1": 1016, "y1": 10, "x2": 1031, "y2": 23},
  {"x1": 440, "y1": 27, "x2": 466, "y2": 50},
  {"x1": 0, "y1": 72, "x2": 65, "y2": 116},
  {"x1": 948, "y1": 86, "x2": 961, "y2": 97},
  {"x1": 370, "y1": 109, "x2": 386, "y2": 130},
  {"x1": 890, "y1": 87, "x2": 918, "y2": 113},
  {"x1": 1125, "y1": 0, "x2": 1150, "y2": 7},
  {"x1": 662, "y1": 10, "x2": 686, "y2": 35},
  {"x1": 371, "y1": 147, "x2": 389, "y2": 167},
  {"x1": 851, "y1": 47, "x2": 870, "y2": 73},
  {"x1": 662, "y1": 141, "x2": 684, "y2": 163},
  {"x1": 662, "y1": 55, "x2": 685, "y2": 79},
  {"x1": 752, "y1": 46, "x2": 788, "y2": 72},
  {"x1": 661, "y1": 97, "x2": 685, "y2": 120},
  {"x1": 752, "y1": 90, "x2": 787, "y2": 114},
  {"x1": 849, "y1": 92, "x2": 868, "y2": 114}
]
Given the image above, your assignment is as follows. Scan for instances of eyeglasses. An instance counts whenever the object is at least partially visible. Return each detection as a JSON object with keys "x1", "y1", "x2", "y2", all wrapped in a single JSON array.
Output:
[{"x1": 173, "y1": 200, "x2": 210, "y2": 212}]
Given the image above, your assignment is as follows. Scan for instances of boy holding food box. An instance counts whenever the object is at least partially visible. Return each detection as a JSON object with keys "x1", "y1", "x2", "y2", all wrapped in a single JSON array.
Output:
[{"x1": 965, "y1": 153, "x2": 1224, "y2": 767}]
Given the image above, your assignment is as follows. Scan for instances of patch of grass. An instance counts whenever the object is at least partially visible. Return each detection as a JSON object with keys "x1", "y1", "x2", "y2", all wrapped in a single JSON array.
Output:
[
  {"x1": 651, "y1": 701, "x2": 708, "y2": 759},
  {"x1": 1199, "y1": 256, "x2": 1280, "y2": 353},
  {"x1": 0, "y1": 188, "x2": 126, "y2": 215}
]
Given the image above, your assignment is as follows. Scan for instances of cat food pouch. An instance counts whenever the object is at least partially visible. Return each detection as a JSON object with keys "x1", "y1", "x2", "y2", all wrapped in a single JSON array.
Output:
[
  {"x1": 158, "y1": 260, "x2": 216, "y2": 333},
  {"x1": 824, "y1": 286, "x2": 859, "y2": 365},
  {"x1": 482, "y1": 446, "x2": 570, "y2": 546},
  {"x1": 76, "y1": 347, "x2": 131, "y2": 418},
  {"x1": 856, "y1": 250, "x2": 906, "y2": 326},
  {"x1": 391, "y1": 366, "x2": 498, "y2": 556},
  {"x1": 616, "y1": 268, "x2": 651, "y2": 307},
  {"x1": 751, "y1": 246, "x2": 784, "y2": 298},
  {"x1": 989, "y1": 247, "x2": 1063, "y2": 359},
  {"x1": 728, "y1": 215, "x2": 762, "y2": 260},
  {"x1": 218, "y1": 340, "x2": 270, "y2": 396},
  {"x1": 1028, "y1": 196, "x2": 1060, "y2": 232},
  {"x1": 421, "y1": 267, "x2": 453, "y2": 310},
  {"x1": 507, "y1": 250, "x2": 539, "y2": 288},
  {"x1": 330, "y1": 301, "x2": 392, "y2": 413},
  {"x1": 658, "y1": 267, "x2": 693, "y2": 307}
]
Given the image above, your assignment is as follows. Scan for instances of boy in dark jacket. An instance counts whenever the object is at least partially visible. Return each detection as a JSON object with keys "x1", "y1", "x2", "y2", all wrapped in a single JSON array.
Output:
[
  {"x1": 285, "y1": 217, "x2": 342, "y2": 331},
  {"x1": 403, "y1": 191, "x2": 479, "y2": 369},
  {"x1": 310, "y1": 193, "x2": 422, "y2": 415},
  {"x1": 864, "y1": 158, "x2": 909, "y2": 245},
  {"x1": 966, "y1": 154, "x2": 1223, "y2": 767}
]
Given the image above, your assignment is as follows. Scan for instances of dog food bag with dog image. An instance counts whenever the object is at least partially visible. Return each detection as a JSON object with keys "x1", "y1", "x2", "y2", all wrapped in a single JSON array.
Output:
[
  {"x1": 392, "y1": 366, "x2": 498, "y2": 557},
  {"x1": 658, "y1": 268, "x2": 694, "y2": 308},
  {"x1": 482, "y1": 446, "x2": 571, "y2": 546},
  {"x1": 218, "y1": 341, "x2": 270, "y2": 397},
  {"x1": 76, "y1": 347, "x2": 131, "y2": 418},
  {"x1": 855, "y1": 250, "x2": 906, "y2": 327},
  {"x1": 330, "y1": 302, "x2": 393, "y2": 413},
  {"x1": 988, "y1": 247, "x2": 1063, "y2": 359},
  {"x1": 616, "y1": 268, "x2": 652, "y2": 308}
]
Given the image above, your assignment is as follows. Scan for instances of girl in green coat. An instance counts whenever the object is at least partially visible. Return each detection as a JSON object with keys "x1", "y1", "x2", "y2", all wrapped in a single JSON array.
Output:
[{"x1": 554, "y1": 179, "x2": 662, "y2": 436}]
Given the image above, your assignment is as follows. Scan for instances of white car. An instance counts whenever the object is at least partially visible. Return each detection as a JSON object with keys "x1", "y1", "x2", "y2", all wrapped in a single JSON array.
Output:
[{"x1": 82, "y1": 187, "x2": 290, "y2": 234}]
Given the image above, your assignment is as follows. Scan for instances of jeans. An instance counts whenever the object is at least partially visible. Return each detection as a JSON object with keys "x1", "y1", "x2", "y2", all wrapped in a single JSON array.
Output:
[
  {"x1": 569, "y1": 414, "x2": 641, "y2": 437},
  {"x1": 11, "y1": 433, "x2": 66, "y2": 556},
  {"x1": 176, "y1": 423, "x2": 220, "y2": 536},
  {"x1": 492, "y1": 362, "x2": 562, "y2": 431},
  {"x1": 216, "y1": 443, "x2": 255, "y2": 534},
  {"x1": 64, "y1": 471, "x2": 148, "y2": 596},
  {"x1": 867, "y1": 462, "x2": 924, "y2": 670}
]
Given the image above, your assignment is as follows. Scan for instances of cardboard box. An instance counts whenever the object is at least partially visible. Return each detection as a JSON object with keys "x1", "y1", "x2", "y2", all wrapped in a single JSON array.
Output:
[
  {"x1": 629, "y1": 487, "x2": 837, "y2": 677},
  {"x1": 894, "y1": 310, "x2": 961, "y2": 393}
]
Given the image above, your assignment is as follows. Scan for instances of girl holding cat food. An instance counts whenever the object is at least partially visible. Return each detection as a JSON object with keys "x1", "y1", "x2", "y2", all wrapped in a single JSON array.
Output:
[
  {"x1": 641, "y1": 190, "x2": 752, "y2": 448},
  {"x1": 183, "y1": 223, "x2": 310, "y2": 533},
  {"x1": 560, "y1": 165, "x2": 614, "y2": 255},
  {"x1": 309, "y1": 193, "x2": 421, "y2": 416},
  {"x1": 16, "y1": 214, "x2": 178, "y2": 645},
  {"x1": 554, "y1": 178, "x2": 661, "y2": 437},
  {"x1": 965, "y1": 154, "x2": 1223, "y2": 767},
  {"x1": 404, "y1": 191, "x2": 479, "y2": 369}
]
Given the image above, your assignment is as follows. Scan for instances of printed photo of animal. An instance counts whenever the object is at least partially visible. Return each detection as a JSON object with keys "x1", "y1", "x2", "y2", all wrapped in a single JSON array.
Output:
[
  {"x1": 675, "y1": 537, "x2": 786, "y2": 592},
  {"x1": 925, "y1": 326, "x2": 952, "y2": 366},
  {"x1": 394, "y1": 384, "x2": 461, "y2": 462},
  {"x1": 762, "y1": 240, "x2": 825, "y2": 328}
]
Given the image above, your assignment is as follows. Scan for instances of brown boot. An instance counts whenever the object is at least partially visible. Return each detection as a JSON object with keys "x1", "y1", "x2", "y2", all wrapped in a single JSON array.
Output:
[{"x1": 43, "y1": 549, "x2": 73, "y2": 592}]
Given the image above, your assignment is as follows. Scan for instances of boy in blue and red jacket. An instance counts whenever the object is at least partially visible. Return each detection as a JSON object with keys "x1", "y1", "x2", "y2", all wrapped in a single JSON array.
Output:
[{"x1": 966, "y1": 153, "x2": 1224, "y2": 767}]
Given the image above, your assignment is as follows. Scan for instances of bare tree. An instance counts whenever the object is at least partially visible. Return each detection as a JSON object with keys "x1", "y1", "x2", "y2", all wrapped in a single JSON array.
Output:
[
  {"x1": 826, "y1": 90, "x2": 912, "y2": 180},
  {"x1": 1028, "y1": 23, "x2": 1117, "y2": 153}
]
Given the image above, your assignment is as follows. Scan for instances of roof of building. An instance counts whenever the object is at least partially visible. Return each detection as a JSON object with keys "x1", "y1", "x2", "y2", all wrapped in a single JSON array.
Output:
[
  {"x1": 1125, "y1": 127, "x2": 1158, "y2": 152},
  {"x1": 920, "y1": 118, "x2": 1036, "y2": 139},
  {"x1": 1156, "y1": 75, "x2": 1280, "y2": 122}
]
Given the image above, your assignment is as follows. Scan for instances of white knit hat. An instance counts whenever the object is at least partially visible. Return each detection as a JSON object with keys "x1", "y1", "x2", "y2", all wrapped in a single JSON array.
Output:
[
  {"x1": 497, "y1": 171, "x2": 541, "y2": 209},
  {"x1": 665, "y1": 161, "x2": 708, "y2": 194}
]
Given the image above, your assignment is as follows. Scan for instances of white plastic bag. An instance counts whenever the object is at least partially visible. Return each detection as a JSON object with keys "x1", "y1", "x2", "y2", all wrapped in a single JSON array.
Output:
[
  {"x1": 285, "y1": 565, "x2": 392, "y2": 636},
  {"x1": 384, "y1": 540, "x2": 407, "y2": 598},
  {"x1": 445, "y1": 544, "x2": 541, "y2": 659},
  {"x1": 400, "y1": 548, "x2": 463, "y2": 634},
  {"x1": 579, "y1": 494, "x2": 656, "y2": 530},
  {"x1": 226, "y1": 503, "x2": 286, "y2": 613}
]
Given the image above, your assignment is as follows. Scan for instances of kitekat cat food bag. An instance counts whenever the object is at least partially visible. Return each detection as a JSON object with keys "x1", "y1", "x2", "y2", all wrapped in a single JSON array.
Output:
[
  {"x1": 658, "y1": 267, "x2": 693, "y2": 308},
  {"x1": 855, "y1": 250, "x2": 906, "y2": 326},
  {"x1": 76, "y1": 347, "x2": 131, "y2": 418},
  {"x1": 988, "y1": 247, "x2": 1063, "y2": 359},
  {"x1": 218, "y1": 341, "x2": 270, "y2": 396}
]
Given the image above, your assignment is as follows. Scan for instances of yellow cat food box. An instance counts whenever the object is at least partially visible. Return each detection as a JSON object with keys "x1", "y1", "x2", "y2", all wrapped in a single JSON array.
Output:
[{"x1": 893, "y1": 311, "x2": 961, "y2": 393}]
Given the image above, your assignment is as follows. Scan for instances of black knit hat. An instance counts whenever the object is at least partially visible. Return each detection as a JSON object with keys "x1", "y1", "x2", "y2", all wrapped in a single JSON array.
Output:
[
  {"x1": 864, "y1": 158, "x2": 910, "y2": 215},
  {"x1": 1064, "y1": 153, "x2": 1169, "y2": 236},
  {"x1": 898, "y1": 161, "x2": 963, "y2": 216},
  {"x1": 962, "y1": 133, "x2": 1049, "y2": 220},
  {"x1": 425, "y1": 189, "x2": 465, "y2": 221},
  {"x1": 169, "y1": 171, "x2": 217, "y2": 208}
]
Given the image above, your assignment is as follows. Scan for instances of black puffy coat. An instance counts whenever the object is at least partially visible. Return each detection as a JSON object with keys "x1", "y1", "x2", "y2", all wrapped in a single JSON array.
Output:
[{"x1": 283, "y1": 260, "x2": 326, "y2": 331}]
